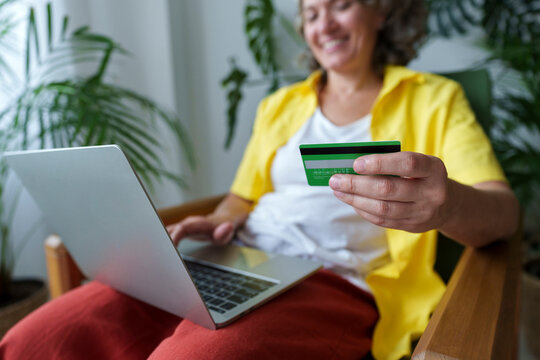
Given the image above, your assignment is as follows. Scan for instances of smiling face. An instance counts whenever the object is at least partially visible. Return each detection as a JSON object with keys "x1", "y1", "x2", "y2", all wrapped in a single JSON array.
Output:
[{"x1": 301, "y1": 0, "x2": 384, "y2": 75}]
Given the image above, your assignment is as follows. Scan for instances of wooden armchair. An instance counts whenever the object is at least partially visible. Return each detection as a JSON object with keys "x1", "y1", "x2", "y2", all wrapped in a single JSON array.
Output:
[{"x1": 44, "y1": 194, "x2": 521, "y2": 360}]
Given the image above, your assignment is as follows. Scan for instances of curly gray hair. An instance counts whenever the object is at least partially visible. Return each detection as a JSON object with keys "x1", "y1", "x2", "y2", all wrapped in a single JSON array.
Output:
[{"x1": 298, "y1": 0, "x2": 428, "y2": 76}]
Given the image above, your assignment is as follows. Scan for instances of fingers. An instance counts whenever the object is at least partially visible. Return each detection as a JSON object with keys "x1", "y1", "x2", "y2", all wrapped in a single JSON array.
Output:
[
  {"x1": 167, "y1": 216, "x2": 210, "y2": 246},
  {"x1": 336, "y1": 194, "x2": 437, "y2": 233},
  {"x1": 213, "y1": 222, "x2": 235, "y2": 245},
  {"x1": 167, "y1": 223, "x2": 186, "y2": 246},
  {"x1": 167, "y1": 216, "x2": 235, "y2": 246},
  {"x1": 353, "y1": 152, "x2": 440, "y2": 179},
  {"x1": 352, "y1": 208, "x2": 425, "y2": 233},
  {"x1": 333, "y1": 191, "x2": 412, "y2": 220},
  {"x1": 330, "y1": 173, "x2": 421, "y2": 201},
  {"x1": 330, "y1": 152, "x2": 450, "y2": 233},
  {"x1": 330, "y1": 152, "x2": 448, "y2": 202}
]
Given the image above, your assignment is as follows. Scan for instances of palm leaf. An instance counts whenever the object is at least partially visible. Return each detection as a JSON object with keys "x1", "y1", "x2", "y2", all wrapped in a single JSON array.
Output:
[
  {"x1": 494, "y1": 137, "x2": 540, "y2": 208},
  {"x1": 2, "y1": 1, "x2": 194, "y2": 186},
  {"x1": 425, "y1": 0, "x2": 481, "y2": 37},
  {"x1": 482, "y1": 0, "x2": 540, "y2": 53}
]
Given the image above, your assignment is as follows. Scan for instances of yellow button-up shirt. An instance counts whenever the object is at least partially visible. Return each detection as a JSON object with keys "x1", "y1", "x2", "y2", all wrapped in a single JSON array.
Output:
[{"x1": 231, "y1": 66, "x2": 505, "y2": 360}]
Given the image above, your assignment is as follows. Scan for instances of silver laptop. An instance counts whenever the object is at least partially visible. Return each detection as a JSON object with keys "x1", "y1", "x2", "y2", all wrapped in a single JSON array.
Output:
[{"x1": 4, "y1": 145, "x2": 321, "y2": 329}]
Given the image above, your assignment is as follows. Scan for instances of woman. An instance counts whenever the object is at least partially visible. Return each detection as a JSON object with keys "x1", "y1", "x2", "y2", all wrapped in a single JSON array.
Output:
[
  {"x1": 1, "y1": 0, "x2": 518, "y2": 359},
  {"x1": 170, "y1": 0, "x2": 518, "y2": 356}
]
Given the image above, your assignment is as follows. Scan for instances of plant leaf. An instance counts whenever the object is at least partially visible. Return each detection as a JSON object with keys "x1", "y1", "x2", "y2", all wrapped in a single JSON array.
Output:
[
  {"x1": 245, "y1": 0, "x2": 278, "y2": 77},
  {"x1": 221, "y1": 58, "x2": 248, "y2": 149},
  {"x1": 425, "y1": 0, "x2": 481, "y2": 37}
]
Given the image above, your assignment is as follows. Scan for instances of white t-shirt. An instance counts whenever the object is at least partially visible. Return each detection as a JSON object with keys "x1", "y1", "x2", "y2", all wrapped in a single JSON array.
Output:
[{"x1": 236, "y1": 108, "x2": 391, "y2": 292}]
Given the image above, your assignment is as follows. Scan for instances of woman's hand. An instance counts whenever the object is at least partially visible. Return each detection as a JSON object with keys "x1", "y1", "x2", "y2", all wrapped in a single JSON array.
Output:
[
  {"x1": 167, "y1": 215, "x2": 235, "y2": 246},
  {"x1": 166, "y1": 193, "x2": 253, "y2": 247},
  {"x1": 329, "y1": 152, "x2": 451, "y2": 233}
]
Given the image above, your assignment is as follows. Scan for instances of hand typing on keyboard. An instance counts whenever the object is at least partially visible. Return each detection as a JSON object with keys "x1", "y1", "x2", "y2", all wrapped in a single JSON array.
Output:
[
  {"x1": 167, "y1": 215, "x2": 235, "y2": 246},
  {"x1": 167, "y1": 194, "x2": 253, "y2": 246}
]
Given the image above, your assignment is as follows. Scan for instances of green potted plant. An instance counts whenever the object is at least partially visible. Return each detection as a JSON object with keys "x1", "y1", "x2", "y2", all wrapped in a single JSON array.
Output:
[
  {"x1": 220, "y1": 0, "x2": 540, "y2": 355},
  {"x1": 0, "y1": 1, "x2": 194, "y2": 336}
]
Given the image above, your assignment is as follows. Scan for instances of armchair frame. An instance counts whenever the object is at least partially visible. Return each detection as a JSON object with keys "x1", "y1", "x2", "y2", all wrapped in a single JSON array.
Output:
[{"x1": 44, "y1": 194, "x2": 521, "y2": 360}]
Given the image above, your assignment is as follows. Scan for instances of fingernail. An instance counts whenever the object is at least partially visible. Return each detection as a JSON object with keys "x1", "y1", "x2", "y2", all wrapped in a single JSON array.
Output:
[
  {"x1": 354, "y1": 158, "x2": 366, "y2": 173},
  {"x1": 329, "y1": 175, "x2": 341, "y2": 188}
]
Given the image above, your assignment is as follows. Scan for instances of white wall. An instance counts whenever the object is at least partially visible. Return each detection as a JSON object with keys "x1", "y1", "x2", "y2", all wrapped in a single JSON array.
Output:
[
  {"x1": 168, "y1": 0, "x2": 266, "y2": 200},
  {"x1": 9, "y1": 0, "x2": 488, "y2": 281}
]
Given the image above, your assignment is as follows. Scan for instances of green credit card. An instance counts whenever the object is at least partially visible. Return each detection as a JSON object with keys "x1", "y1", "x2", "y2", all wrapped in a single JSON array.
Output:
[{"x1": 299, "y1": 141, "x2": 401, "y2": 186}]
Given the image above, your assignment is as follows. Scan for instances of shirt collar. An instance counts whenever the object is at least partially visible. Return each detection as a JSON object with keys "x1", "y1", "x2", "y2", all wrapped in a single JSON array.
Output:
[
  {"x1": 304, "y1": 70, "x2": 323, "y2": 93},
  {"x1": 379, "y1": 65, "x2": 425, "y2": 100},
  {"x1": 303, "y1": 66, "x2": 424, "y2": 97}
]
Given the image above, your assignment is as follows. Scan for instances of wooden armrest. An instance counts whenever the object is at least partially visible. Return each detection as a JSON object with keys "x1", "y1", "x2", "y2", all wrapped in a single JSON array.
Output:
[
  {"x1": 44, "y1": 194, "x2": 226, "y2": 298},
  {"x1": 412, "y1": 230, "x2": 521, "y2": 359},
  {"x1": 44, "y1": 234, "x2": 85, "y2": 298}
]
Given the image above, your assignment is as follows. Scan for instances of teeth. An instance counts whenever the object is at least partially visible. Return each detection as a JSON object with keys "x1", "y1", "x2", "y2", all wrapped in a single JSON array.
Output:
[{"x1": 323, "y1": 39, "x2": 345, "y2": 49}]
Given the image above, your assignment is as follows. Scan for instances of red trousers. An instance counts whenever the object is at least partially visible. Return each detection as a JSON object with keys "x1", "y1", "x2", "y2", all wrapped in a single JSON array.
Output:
[{"x1": 0, "y1": 270, "x2": 378, "y2": 360}]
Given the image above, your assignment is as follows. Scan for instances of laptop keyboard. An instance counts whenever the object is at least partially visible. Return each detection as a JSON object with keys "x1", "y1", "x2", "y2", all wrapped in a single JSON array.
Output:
[{"x1": 184, "y1": 260, "x2": 277, "y2": 314}]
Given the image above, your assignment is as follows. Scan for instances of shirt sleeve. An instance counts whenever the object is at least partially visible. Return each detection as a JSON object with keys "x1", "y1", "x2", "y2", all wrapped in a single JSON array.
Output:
[
  {"x1": 229, "y1": 97, "x2": 270, "y2": 202},
  {"x1": 440, "y1": 81, "x2": 507, "y2": 186}
]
